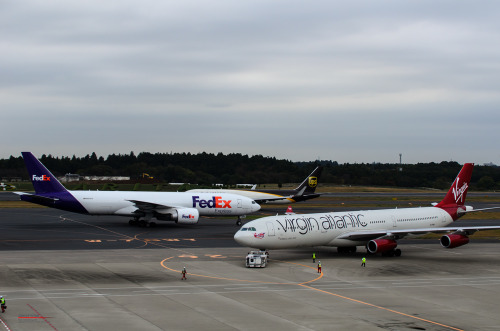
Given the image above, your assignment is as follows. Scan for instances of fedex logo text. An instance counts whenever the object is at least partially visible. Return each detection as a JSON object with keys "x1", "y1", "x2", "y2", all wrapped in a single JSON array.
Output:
[
  {"x1": 32, "y1": 175, "x2": 51, "y2": 182},
  {"x1": 192, "y1": 196, "x2": 232, "y2": 209},
  {"x1": 182, "y1": 214, "x2": 196, "y2": 219}
]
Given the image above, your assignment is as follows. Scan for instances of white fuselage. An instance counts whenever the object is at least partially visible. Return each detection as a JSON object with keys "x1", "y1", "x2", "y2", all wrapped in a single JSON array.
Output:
[
  {"x1": 69, "y1": 190, "x2": 260, "y2": 216},
  {"x1": 234, "y1": 206, "x2": 453, "y2": 249},
  {"x1": 187, "y1": 189, "x2": 294, "y2": 204}
]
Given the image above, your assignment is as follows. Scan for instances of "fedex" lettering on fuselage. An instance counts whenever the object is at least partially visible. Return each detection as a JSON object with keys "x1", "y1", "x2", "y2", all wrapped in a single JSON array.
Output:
[
  {"x1": 192, "y1": 196, "x2": 232, "y2": 208},
  {"x1": 32, "y1": 175, "x2": 51, "y2": 181}
]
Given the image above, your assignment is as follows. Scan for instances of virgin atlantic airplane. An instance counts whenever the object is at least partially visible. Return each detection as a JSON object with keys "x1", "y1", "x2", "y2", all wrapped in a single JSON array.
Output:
[{"x1": 234, "y1": 163, "x2": 500, "y2": 256}]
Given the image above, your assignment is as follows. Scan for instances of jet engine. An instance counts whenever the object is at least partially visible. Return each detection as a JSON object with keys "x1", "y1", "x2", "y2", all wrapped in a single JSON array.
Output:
[
  {"x1": 367, "y1": 238, "x2": 398, "y2": 254},
  {"x1": 440, "y1": 234, "x2": 469, "y2": 248},
  {"x1": 154, "y1": 208, "x2": 200, "y2": 224}
]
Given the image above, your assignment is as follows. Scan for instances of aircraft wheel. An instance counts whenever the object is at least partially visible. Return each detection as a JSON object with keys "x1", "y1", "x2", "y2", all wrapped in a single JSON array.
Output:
[
  {"x1": 394, "y1": 249, "x2": 402, "y2": 257},
  {"x1": 236, "y1": 220, "x2": 242, "y2": 226}
]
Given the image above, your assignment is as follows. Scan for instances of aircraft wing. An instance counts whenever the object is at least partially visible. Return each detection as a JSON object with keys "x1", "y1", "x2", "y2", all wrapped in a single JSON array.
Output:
[
  {"x1": 127, "y1": 200, "x2": 181, "y2": 211},
  {"x1": 337, "y1": 225, "x2": 500, "y2": 241}
]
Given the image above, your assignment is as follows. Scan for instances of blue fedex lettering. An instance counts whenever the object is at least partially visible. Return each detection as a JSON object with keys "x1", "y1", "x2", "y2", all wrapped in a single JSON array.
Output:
[{"x1": 192, "y1": 196, "x2": 232, "y2": 209}]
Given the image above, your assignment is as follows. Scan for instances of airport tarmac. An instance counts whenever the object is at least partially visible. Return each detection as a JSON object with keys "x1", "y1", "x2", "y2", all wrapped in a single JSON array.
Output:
[
  {"x1": 1, "y1": 243, "x2": 500, "y2": 330},
  {"x1": 1, "y1": 193, "x2": 500, "y2": 330}
]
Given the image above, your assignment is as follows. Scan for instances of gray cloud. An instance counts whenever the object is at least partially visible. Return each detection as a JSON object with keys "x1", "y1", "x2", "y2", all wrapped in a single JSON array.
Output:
[{"x1": 2, "y1": 1, "x2": 500, "y2": 164}]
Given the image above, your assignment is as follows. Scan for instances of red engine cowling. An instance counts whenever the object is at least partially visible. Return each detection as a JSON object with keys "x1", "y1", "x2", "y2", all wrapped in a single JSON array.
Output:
[
  {"x1": 367, "y1": 239, "x2": 398, "y2": 254},
  {"x1": 440, "y1": 234, "x2": 469, "y2": 248}
]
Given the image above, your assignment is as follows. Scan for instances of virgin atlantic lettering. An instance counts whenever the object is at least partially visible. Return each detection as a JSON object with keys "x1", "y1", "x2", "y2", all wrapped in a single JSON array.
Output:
[{"x1": 276, "y1": 213, "x2": 368, "y2": 235}]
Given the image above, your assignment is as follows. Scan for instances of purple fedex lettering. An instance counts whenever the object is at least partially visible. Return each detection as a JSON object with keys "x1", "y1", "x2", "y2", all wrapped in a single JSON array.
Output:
[{"x1": 192, "y1": 196, "x2": 232, "y2": 208}]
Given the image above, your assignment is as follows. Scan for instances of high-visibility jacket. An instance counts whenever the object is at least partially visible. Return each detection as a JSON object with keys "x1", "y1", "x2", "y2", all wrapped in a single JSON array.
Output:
[
  {"x1": 362, "y1": 258, "x2": 366, "y2": 263},
  {"x1": 312, "y1": 253, "x2": 316, "y2": 259},
  {"x1": 0, "y1": 298, "x2": 5, "y2": 305},
  {"x1": 318, "y1": 263, "x2": 322, "y2": 268}
]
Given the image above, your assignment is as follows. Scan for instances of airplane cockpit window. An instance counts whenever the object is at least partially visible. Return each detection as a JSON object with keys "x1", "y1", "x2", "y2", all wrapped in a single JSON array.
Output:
[{"x1": 241, "y1": 228, "x2": 248, "y2": 231}]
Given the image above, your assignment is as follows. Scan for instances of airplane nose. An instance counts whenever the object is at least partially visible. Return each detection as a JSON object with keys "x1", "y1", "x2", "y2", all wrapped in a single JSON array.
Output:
[
  {"x1": 252, "y1": 201, "x2": 261, "y2": 212},
  {"x1": 234, "y1": 230, "x2": 253, "y2": 247}
]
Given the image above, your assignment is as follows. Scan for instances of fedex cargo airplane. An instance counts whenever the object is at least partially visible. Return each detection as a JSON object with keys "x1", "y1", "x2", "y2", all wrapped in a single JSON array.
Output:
[
  {"x1": 188, "y1": 166, "x2": 323, "y2": 204},
  {"x1": 234, "y1": 163, "x2": 500, "y2": 256},
  {"x1": 16, "y1": 152, "x2": 260, "y2": 227}
]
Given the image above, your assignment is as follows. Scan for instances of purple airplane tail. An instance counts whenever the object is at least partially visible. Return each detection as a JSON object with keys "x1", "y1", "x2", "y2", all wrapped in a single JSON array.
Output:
[
  {"x1": 20, "y1": 152, "x2": 87, "y2": 214},
  {"x1": 22, "y1": 152, "x2": 68, "y2": 194}
]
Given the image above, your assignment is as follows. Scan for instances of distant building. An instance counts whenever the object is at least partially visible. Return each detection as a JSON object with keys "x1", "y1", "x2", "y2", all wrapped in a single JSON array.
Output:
[
  {"x1": 60, "y1": 174, "x2": 131, "y2": 182},
  {"x1": 61, "y1": 174, "x2": 80, "y2": 182},
  {"x1": 82, "y1": 176, "x2": 130, "y2": 181}
]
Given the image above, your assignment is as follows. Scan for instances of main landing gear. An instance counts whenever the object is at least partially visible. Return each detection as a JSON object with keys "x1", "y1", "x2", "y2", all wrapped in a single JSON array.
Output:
[
  {"x1": 367, "y1": 248, "x2": 402, "y2": 257},
  {"x1": 337, "y1": 246, "x2": 357, "y2": 254},
  {"x1": 128, "y1": 217, "x2": 156, "y2": 227},
  {"x1": 382, "y1": 248, "x2": 402, "y2": 257}
]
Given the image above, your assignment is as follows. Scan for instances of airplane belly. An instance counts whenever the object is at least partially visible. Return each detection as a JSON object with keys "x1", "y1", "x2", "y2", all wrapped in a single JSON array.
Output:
[{"x1": 79, "y1": 198, "x2": 130, "y2": 215}]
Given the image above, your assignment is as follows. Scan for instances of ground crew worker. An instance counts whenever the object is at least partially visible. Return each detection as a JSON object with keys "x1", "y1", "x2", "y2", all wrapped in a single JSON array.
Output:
[
  {"x1": 317, "y1": 261, "x2": 322, "y2": 273},
  {"x1": 181, "y1": 267, "x2": 187, "y2": 280},
  {"x1": 361, "y1": 257, "x2": 366, "y2": 267},
  {"x1": 0, "y1": 296, "x2": 6, "y2": 313},
  {"x1": 312, "y1": 252, "x2": 316, "y2": 263}
]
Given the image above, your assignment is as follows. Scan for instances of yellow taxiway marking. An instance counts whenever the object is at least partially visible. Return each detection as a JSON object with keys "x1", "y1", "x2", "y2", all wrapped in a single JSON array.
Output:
[
  {"x1": 298, "y1": 284, "x2": 463, "y2": 331},
  {"x1": 161, "y1": 256, "x2": 322, "y2": 285},
  {"x1": 163, "y1": 255, "x2": 463, "y2": 331}
]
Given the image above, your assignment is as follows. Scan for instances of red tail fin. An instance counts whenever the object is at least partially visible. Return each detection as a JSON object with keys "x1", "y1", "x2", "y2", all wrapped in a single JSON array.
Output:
[
  {"x1": 436, "y1": 163, "x2": 474, "y2": 208},
  {"x1": 285, "y1": 206, "x2": 295, "y2": 215}
]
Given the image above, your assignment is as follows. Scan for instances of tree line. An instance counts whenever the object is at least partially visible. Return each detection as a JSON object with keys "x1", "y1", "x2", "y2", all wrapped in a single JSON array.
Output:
[{"x1": 0, "y1": 152, "x2": 499, "y2": 190}]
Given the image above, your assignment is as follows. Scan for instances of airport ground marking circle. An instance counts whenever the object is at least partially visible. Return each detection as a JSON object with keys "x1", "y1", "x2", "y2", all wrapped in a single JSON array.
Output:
[{"x1": 161, "y1": 256, "x2": 323, "y2": 285}]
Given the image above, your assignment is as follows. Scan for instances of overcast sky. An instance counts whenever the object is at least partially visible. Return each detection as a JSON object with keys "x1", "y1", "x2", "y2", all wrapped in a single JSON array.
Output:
[{"x1": 2, "y1": 1, "x2": 499, "y2": 164}]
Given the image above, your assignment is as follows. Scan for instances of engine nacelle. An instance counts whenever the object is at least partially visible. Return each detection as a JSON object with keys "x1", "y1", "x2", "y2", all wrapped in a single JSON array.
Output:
[
  {"x1": 175, "y1": 208, "x2": 200, "y2": 224},
  {"x1": 367, "y1": 239, "x2": 398, "y2": 254},
  {"x1": 154, "y1": 208, "x2": 200, "y2": 224},
  {"x1": 440, "y1": 234, "x2": 469, "y2": 248}
]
